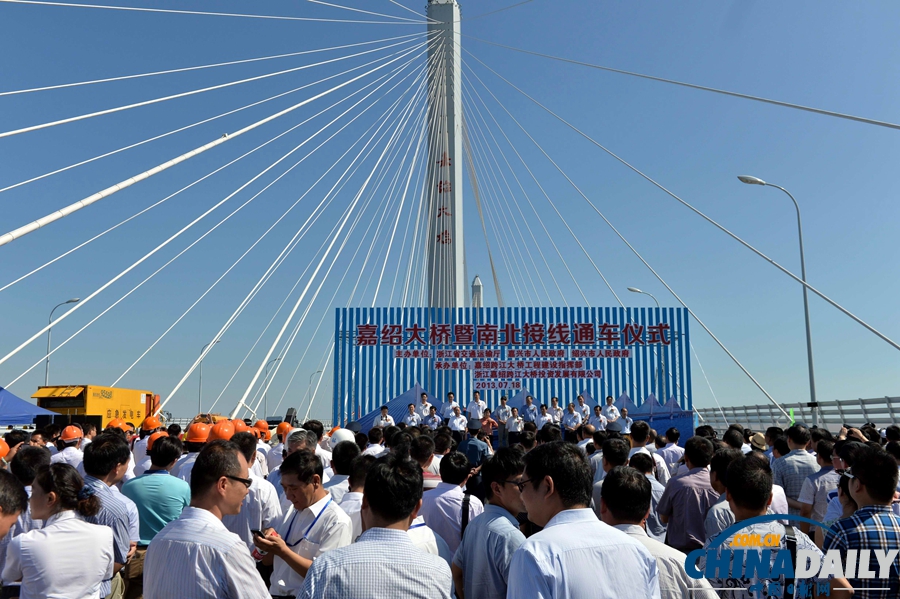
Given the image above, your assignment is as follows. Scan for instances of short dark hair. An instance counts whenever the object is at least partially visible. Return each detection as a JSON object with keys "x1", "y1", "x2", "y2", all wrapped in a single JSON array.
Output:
[
  {"x1": 885, "y1": 441, "x2": 900, "y2": 462},
  {"x1": 684, "y1": 436, "x2": 715, "y2": 468},
  {"x1": 523, "y1": 442, "x2": 592, "y2": 508},
  {"x1": 850, "y1": 446, "x2": 900, "y2": 503},
  {"x1": 348, "y1": 454, "x2": 376, "y2": 489},
  {"x1": 816, "y1": 440, "x2": 835, "y2": 461},
  {"x1": 303, "y1": 420, "x2": 325, "y2": 441},
  {"x1": 83, "y1": 433, "x2": 130, "y2": 477},
  {"x1": 785, "y1": 425, "x2": 811, "y2": 446},
  {"x1": 439, "y1": 452, "x2": 471, "y2": 485},
  {"x1": 537, "y1": 425, "x2": 561, "y2": 444},
  {"x1": 710, "y1": 448, "x2": 744, "y2": 485},
  {"x1": 332, "y1": 441, "x2": 361, "y2": 475},
  {"x1": 773, "y1": 437, "x2": 790, "y2": 457},
  {"x1": 4, "y1": 430, "x2": 29, "y2": 448},
  {"x1": 365, "y1": 453, "x2": 423, "y2": 523},
  {"x1": 592, "y1": 429, "x2": 608, "y2": 448},
  {"x1": 10, "y1": 445, "x2": 51, "y2": 486},
  {"x1": 0, "y1": 469, "x2": 28, "y2": 517},
  {"x1": 695, "y1": 425, "x2": 717, "y2": 440},
  {"x1": 280, "y1": 450, "x2": 323, "y2": 484},
  {"x1": 630, "y1": 421, "x2": 650, "y2": 444},
  {"x1": 433, "y1": 433, "x2": 452, "y2": 454},
  {"x1": 665, "y1": 427, "x2": 680, "y2": 444},
  {"x1": 482, "y1": 447, "x2": 525, "y2": 501},
  {"x1": 190, "y1": 440, "x2": 244, "y2": 497},
  {"x1": 519, "y1": 431, "x2": 537, "y2": 450},
  {"x1": 382, "y1": 426, "x2": 400, "y2": 446},
  {"x1": 726, "y1": 455, "x2": 772, "y2": 511},
  {"x1": 836, "y1": 440, "x2": 866, "y2": 466},
  {"x1": 602, "y1": 438, "x2": 630, "y2": 468},
  {"x1": 150, "y1": 436, "x2": 183, "y2": 468},
  {"x1": 367, "y1": 428, "x2": 383, "y2": 445},
  {"x1": 628, "y1": 452, "x2": 654, "y2": 475},
  {"x1": 601, "y1": 466, "x2": 650, "y2": 523},
  {"x1": 723, "y1": 429, "x2": 744, "y2": 450},
  {"x1": 230, "y1": 432, "x2": 260, "y2": 465},
  {"x1": 166, "y1": 424, "x2": 182, "y2": 438},
  {"x1": 765, "y1": 427, "x2": 784, "y2": 442},
  {"x1": 409, "y1": 435, "x2": 435, "y2": 465},
  {"x1": 885, "y1": 425, "x2": 900, "y2": 443}
]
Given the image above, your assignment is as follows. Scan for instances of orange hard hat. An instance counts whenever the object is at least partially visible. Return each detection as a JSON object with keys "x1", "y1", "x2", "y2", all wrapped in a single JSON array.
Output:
[
  {"x1": 0, "y1": 439, "x2": 8, "y2": 460},
  {"x1": 208, "y1": 420, "x2": 235, "y2": 441},
  {"x1": 106, "y1": 418, "x2": 128, "y2": 431},
  {"x1": 231, "y1": 419, "x2": 250, "y2": 434},
  {"x1": 147, "y1": 431, "x2": 169, "y2": 451},
  {"x1": 276, "y1": 422, "x2": 292, "y2": 441},
  {"x1": 61, "y1": 425, "x2": 83, "y2": 442},
  {"x1": 185, "y1": 422, "x2": 210, "y2": 443},
  {"x1": 254, "y1": 420, "x2": 268, "y2": 431},
  {"x1": 141, "y1": 416, "x2": 162, "y2": 431}
]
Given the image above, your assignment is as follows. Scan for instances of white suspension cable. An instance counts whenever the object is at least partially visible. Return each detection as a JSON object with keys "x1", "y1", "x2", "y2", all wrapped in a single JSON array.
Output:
[
  {"x1": 386, "y1": 0, "x2": 440, "y2": 23},
  {"x1": 0, "y1": 0, "x2": 427, "y2": 24},
  {"x1": 0, "y1": 39, "x2": 428, "y2": 248},
  {"x1": 0, "y1": 33, "x2": 423, "y2": 97},
  {"x1": 0, "y1": 35, "x2": 425, "y2": 140},
  {"x1": 0, "y1": 45, "x2": 426, "y2": 291},
  {"x1": 111, "y1": 55, "x2": 428, "y2": 386},
  {"x1": 0, "y1": 41, "x2": 430, "y2": 370},
  {"x1": 690, "y1": 341, "x2": 729, "y2": 427},
  {"x1": 306, "y1": 0, "x2": 426, "y2": 23},
  {"x1": 466, "y1": 49, "x2": 900, "y2": 354}
]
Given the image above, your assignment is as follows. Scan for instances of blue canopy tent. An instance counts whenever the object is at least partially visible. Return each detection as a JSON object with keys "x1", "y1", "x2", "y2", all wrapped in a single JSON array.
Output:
[
  {"x1": 627, "y1": 394, "x2": 694, "y2": 447},
  {"x1": 0, "y1": 387, "x2": 56, "y2": 425},
  {"x1": 357, "y1": 383, "x2": 438, "y2": 433}
]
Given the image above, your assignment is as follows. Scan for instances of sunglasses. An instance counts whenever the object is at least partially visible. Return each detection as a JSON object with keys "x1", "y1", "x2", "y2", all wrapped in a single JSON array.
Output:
[
  {"x1": 225, "y1": 474, "x2": 252, "y2": 489},
  {"x1": 505, "y1": 478, "x2": 532, "y2": 492}
]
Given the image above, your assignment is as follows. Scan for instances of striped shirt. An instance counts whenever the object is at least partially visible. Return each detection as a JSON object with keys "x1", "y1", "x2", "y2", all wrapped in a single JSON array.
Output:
[
  {"x1": 823, "y1": 505, "x2": 900, "y2": 599},
  {"x1": 299, "y1": 527, "x2": 452, "y2": 599},
  {"x1": 771, "y1": 449, "x2": 818, "y2": 513},
  {"x1": 144, "y1": 507, "x2": 269, "y2": 599},
  {"x1": 83, "y1": 475, "x2": 132, "y2": 597}
]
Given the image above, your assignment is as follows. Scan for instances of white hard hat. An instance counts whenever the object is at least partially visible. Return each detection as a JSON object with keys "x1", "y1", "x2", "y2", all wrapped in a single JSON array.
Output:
[{"x1": 330, "y1": 428, "x2": 356, "y2": 450}]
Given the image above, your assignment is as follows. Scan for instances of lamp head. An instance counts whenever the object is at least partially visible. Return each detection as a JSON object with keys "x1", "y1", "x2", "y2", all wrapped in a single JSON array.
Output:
[
  {"x1": 738, "y1": 175, "x2": 766, "y2": 186},
  {"x1": 67, "y1": 298, "x2": 81, "y2": 303},
  {"x1": 627, "y1": 287, "x2": 643, "y2": 294}
]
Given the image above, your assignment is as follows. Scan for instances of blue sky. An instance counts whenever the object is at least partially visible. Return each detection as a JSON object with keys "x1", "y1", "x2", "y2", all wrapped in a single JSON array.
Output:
[{"x1": 0, "y1": 0, "x2": 898, "y2": 422}]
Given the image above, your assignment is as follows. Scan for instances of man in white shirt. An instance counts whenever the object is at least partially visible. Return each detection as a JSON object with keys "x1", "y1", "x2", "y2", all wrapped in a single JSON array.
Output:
[
  {"x1": 448, "y1": 407, "x2": 468, "y2": 443},
  {"x1": 339, "y1": 454, "x2": 375, "y2": 540},
  {"x1": 424, "y1": 406, "x2": 442, "y2": 430},
  {"x1": 628, "y1": 421, "x2": 671, "y2": 485},
  {"x1": 466, "y1": 391, "x2": 486, "y2": 421},
  {"x1": 419, "y1": 452, "x2": 484, "y2": 554},
  {"x1": 254, "y1": 450, "x2": 353, "y2": 598},
  {"x1": 535, "y1": 405, "x2": 553, "y2": 429},
  {"x1": 374, "y1": 406, "x2": 395, "y2": 429},
  {"x1": 268, "y1": 422, "x2": 293, "y2": 472},
  {"x1": 441, "y1": 392, "x2": 459, "y2": 424},
  {"x1": 589, "y1": 405, "x2": 608, "y2": 431},
  {"x1": 494, "y1": 396, "x2": 512, "y2": 448},
  {"x1": 576, "y1": 395, "x2": 591, "y2": 421},
  {"x1": 299, "y1": 453, "x2": 452, "y2": 599},
  {"x1": 144, "y1": 440, "x2": 270, "y2": 599},
  {"x1": 576, "y1": 424, "x2": 595, "y2": 455},
  {"x1": 621, "y1": 408, "x2": 633, "y2": 434},
  {"x1": 655, "y1": 427, "x2": 684, "y2": 476},
  {"x1": 415, "y1": 392, "x2": 433, "y2": 420},
  {"x1": 133, "y1": 416, "x2": 164, "y2": 465},
  {"x1": 561, "y1": 403, "x2": 583, "y2": 443},
  {"x1": 361, "y1": 428, "x2": 387, "y2": 458},
  {"x1": 401, "y1": 403, "x2": 422, "y2": 427},
  {"x1": 322, "y1": 440, "x2": 360, "y2": 503},
  {"x1": 601, "y1": 396, "x2": 620, "y2": 422},
  {"x1": 508, "y1": 442, "x2": 660, "y2": 599},
  {"x1": 599, "y1": 466, "x2": 715, "y2": 599},
  {"x1": 50, "y1": 426, "x2": 83, "y2": 469},
  {"x1": 548, "y1": 397, "x2": 563, "y2": 425}
]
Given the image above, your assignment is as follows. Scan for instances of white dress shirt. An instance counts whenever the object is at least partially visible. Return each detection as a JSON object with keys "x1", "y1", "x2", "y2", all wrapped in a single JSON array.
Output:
[
  {"x1": 613, "y1": 524, "x2": 716, "y2": 599},
  {"x1": 601, "y1": 404, "x2": 620, "y2": 421},
  {"x1": 536, "y1": 413, "x2": 553, "y2": 429},
  {"x1": 362, "y1": 443, "x2": 386, "y2": 457},
  {"x1": 402, "y1": 412, "x2": 422, "y2": 427},
  {"x1": 173, "y1": 452, "x2": 199, "y2": 484},
  {"x1": 252, "y1": 450, "x2": 269, "y2": 478},
  {"x1": 270, "y1": 494, "x2": 353, "y2": 597},
  {"x1": 506, "y1": 416, "x2": 523, "y2": 432},
  {"x1": 407, "y1": 516, "x2": 453, "y2": 566},
  {"x1": 655, "y1": 443, "x2": 684, "y2": 475},
  {"x1": 441, "y1": 401, "x2": 459, "y2": 419},
  {"x1": 222, "y1": 472, "x2": 283, "y2": 552},
  {"x1": 374, "y1": 414, "x2": 395, "y2": 428},
  {"x1": 49, "y1": 445, "x2": 83, "y2": 468},
  {"x1": 507, "y1": 508, "x2": 661, "y2": 599},
  {"x1": 268, "y1": 443, "x2": 285, "y2": 471},
  {"x1": 132, "y1": 436, "x2": 150, "y2": 464},
  {"x1": 577, "y1": 403, "x2": 591, "y2": 421},
  {"x1": 415, "y1": 401, "x2": 434, "y2": 420},
  {"x1": 466, "y1": 399, "x2": 486, "y2": 420},
  {"x1": 323, "y1": 474, "x2": 350, "y2": 503},
  {"x1": 448, "y1": 415, "x2": 468, "y2": 431},
  {"x1": 418, "y1": 482, "x2": 484, "y2": 554},
  {"x1": 144, "y1": 507, "x2": 270, "y2": 599},
  {"x1": 561, "y1": 411, "x2": 582, "y2": 430},
  {"x1": 338, "y1": 491, "x2": 363, "y2": 540},
  {"x1": 549, "y1": 405, "x2": 563, "y2": 424},
  {"x1": 628, "y1": 447, "x2": 672, "y2": 485},
  {"x1": 3, "y1": 510, "x2": 114, "y2": 599},
  {"x1": 134, "y1": 456, "x2": 152, "y2": 477},
  {"x1": 589, "y1": 414, "x2": 608, "y2": 430}
]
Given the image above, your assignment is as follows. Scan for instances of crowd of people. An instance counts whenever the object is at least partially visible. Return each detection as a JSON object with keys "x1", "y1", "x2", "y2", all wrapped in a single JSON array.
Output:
[{"x1": 0, "y1": 394, "x2": 896, "y2": 598}]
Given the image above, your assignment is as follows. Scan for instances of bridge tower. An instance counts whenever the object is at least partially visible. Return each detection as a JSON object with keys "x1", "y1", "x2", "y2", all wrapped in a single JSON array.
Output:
[{"x1": 426, "y1": 0, "x2": 466, "y2": 308}]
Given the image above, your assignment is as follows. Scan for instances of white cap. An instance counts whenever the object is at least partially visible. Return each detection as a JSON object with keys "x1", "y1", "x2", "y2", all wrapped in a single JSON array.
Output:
[{"x1": 330, "y1": 428, "x2": 356, "y2": 450}]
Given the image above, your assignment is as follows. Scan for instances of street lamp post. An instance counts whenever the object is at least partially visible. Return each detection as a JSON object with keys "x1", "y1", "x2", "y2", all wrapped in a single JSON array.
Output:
[
  {"x1": 738, "y1": 175, "x2": 818, "y2": 425},
  {"x1": 198, "y1": 340, "x2": 220, "y2": 415},
  {"x1": 627, "y1": 287, "x2": 666, "y2": 399},
  {"x1": 46, "y1": 298, "x2": 80, "y2": 386},
  {"x1": 305, "y1": 370, "x2": 323, "y2": 417},
  {"x1": 263, "y1": 357, "x2": 281, "y2": 420}
]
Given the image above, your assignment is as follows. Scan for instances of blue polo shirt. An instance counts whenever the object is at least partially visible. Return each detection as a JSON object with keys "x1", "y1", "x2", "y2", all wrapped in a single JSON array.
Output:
[{"x1": 121, "y1": 469, "x2": 191, "y2": 545}]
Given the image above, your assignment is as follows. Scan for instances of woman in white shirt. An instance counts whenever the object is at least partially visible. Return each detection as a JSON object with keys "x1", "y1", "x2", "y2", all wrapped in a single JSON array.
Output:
[
  {"x1": 3, "y1": 463, "x2": 114, "y2": 599},
  {"x1": 507, "y1": 407, "x2": 524, "y2": 446}
]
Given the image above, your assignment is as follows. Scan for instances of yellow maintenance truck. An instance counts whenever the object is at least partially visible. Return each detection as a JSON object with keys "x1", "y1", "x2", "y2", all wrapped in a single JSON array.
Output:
[{"x1": 32, "y1": 385, "x2": 159, "y2": 429}]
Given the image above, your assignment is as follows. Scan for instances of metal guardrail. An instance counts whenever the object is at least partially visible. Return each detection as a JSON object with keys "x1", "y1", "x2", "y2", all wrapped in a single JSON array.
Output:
[{"x1": 696, "y1": 396, "x2": 900, "y2": 432}]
